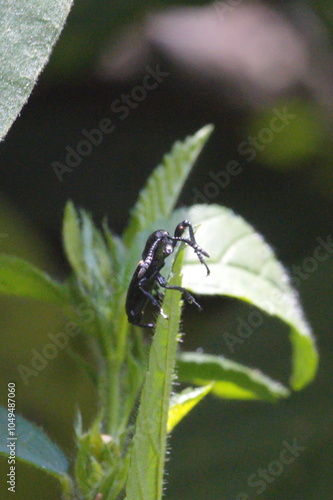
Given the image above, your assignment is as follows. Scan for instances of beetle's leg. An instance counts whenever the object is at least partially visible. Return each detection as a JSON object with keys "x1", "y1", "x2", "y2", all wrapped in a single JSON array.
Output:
[
  {"x1": 129, "y1": 317, "x2": 155, "y2": 329},
  {"x1": 138, "y1": 321, "x2": 155, "y2": 328},
  {"x1": 138, "y1": 285, "x2": 169, "y2": 319},
  {"x1": 153, "y1": 283, "x2": 164, "y2": 304},
  {"x1": 127, "y1": 306, "x2": 155, "y2": 328},
  {"x1": 156, "y1": 273, "x2": 202, "y2": 311}
]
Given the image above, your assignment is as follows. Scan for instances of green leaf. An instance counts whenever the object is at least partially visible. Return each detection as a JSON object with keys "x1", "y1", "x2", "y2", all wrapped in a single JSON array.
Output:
[
  {"x1": 125, "y1": 252, "x2": 184, "y2": 500},
  {"x1": 177, "y1": 352, "x2": 290, "y2": 402},
  {"x1": 95, "y1": 451, "x2": 130, "y2": 500},
  {"x1": 0, "y1": 0, "x2": 74, "y2": 140},
  {"x1": 0, "y1": 254, "x2": 69, "y2": 306},
  {"x1": 63, "y1": 202, "x2": 113, "y2": 294},
  {"x1": 181, "y1": 204, "x2": 319, "y2": 390},
  {"x1": 102, "y1": 220, "x2": 126, "y2": 276},
  {"x1": 80, "y1": 209, "x2": 112, "y2": 289},
  {"x1": 103, "y1": 220, "x2": 128, "y2": 298},
  {"x1": 0, "y1": 406, "x2": 70, "y2": 479},
  {"x1": 63, "y1": 201, "x2": 87, "y2": 285},
  {"x1": 123, "y1": 125, "x2": 213, "y2": 246},
  {"x1": 167, "y1": 384, "x2": 213, "y2": 432}
]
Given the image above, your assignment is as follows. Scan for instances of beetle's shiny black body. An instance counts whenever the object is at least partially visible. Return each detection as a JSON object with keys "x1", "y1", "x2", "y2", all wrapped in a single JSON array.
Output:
[{"x1": 126, "y1": 220, "x2": 210, "y2": 328}]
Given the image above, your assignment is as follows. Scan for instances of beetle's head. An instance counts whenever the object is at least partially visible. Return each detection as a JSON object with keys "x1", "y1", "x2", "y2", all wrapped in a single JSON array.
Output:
[
  {"x1": 174, "y1": 220, "x2": 190, "y2": 238},
  {"x1": 141, "y1": 230, "x2": 169, "y2": 260}
]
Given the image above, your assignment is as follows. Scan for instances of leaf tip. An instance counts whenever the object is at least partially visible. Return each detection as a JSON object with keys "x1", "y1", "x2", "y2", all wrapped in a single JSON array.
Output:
[{"x1": 196, "y1": 124, "x2": 214, "y2": 141}]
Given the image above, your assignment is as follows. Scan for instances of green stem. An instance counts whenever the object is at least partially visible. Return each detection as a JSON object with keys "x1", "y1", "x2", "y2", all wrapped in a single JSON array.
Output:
[
  {"x1": 105, "y1": 307, "x2": 129, "y2": 437},
  {"x1": 106, "y1": 356, "x2": 121, "y2": 438},
  {"x1": 125, "y1": 251, "x2": 184, "y2": 500}
]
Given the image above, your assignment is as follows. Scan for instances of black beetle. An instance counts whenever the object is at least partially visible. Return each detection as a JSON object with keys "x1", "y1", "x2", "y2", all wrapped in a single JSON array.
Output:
[{"x1": 125, "y1": 220, "x2": 210, "y2": 328}]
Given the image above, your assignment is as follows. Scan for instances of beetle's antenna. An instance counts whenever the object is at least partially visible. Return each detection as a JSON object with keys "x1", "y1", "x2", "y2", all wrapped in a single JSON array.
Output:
[
  {"x1": 138, "y1": 236, "x2": 163, "y2": 278},
  {"x1": 175, "y1": 238, "x2": 210, "y2": 276},
  {"x1": 171, "y1": 221, "x2": 210, "y2": 275}
]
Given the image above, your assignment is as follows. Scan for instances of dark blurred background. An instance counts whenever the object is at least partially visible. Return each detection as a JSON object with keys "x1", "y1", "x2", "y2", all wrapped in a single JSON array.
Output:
[{"x1": 0, "y1": 1, "x2": 333, "y2": 498}]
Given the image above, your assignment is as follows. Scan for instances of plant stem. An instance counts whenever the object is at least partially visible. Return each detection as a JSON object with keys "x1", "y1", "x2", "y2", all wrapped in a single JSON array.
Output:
[
  {"x1": 125, "y1": 252, "x2": 183, "y2": 500},
  {"x1": 106, "y1": 355, "x2": 121, "y2": 438},
  {"x1": 106, "y1": 308, "x2": 130, "y2": 436}
]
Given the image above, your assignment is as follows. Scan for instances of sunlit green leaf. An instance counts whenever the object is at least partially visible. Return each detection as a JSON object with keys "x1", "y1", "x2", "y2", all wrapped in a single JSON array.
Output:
[
  {"x1": 167, "y1": 384, "x2": 213, "y2": 432},
  {"x1": 181, "y1": 204, "x2": 318, "y2": 390},
  {"x1": 177, "y1": 352, "x2": 289, "y2": 402}
]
